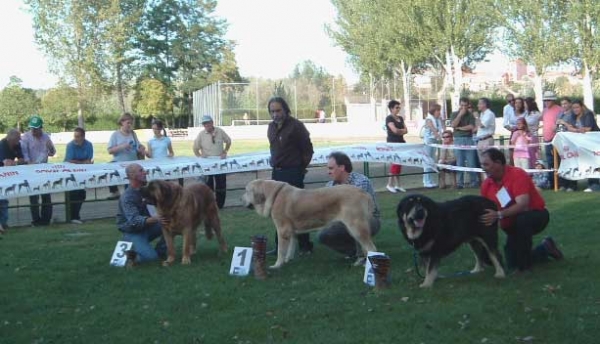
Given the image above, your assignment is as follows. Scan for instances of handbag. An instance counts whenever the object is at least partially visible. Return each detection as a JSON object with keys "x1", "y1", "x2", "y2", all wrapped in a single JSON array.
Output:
[{"x1": 131, "y1": 130, "x2": 146, "y2": 160}]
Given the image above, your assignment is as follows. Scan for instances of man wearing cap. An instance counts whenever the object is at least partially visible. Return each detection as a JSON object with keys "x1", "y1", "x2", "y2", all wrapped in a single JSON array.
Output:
[
  {"x1": 502, "y1": 93, "x2": 517, "y2": 132},
  {"x1": 193, "y1": 115, "x2": 232, "y2": 209},
  {"x1": 541, "y1": 91, "x2": 562, "y2": 187},
  {"x1": 21, "y1": 115, "x2": 57, "y2": 226},
  {"x1": 0, "y1": 129, "x2": 25, "y2": 233}
]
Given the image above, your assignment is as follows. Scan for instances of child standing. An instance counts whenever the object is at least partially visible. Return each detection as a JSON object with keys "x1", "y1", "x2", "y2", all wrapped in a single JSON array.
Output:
[
  {"x1": 438, "y1": 130, "x2": 457, "y2": 189},
  {"x1": 511, "y1": 117, "x2": 532, "y2": 170}
]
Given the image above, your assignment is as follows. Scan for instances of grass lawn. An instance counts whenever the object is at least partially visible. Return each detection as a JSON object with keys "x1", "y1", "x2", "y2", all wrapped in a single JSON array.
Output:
[
  {"x1": 1, "y1": 189, "x2": 598, "y2": 343},
  {"x1": 49, "y1": 138, "x2": 379, "y2": 164}
]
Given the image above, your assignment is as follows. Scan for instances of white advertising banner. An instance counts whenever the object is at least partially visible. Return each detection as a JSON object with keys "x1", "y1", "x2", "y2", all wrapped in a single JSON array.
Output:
[
  {"x1": 553, "y1": 132, "x2": 600, "y2": 180},
  {"x1": 0, "y1": 143, "x2": 434, "y2": 199}
]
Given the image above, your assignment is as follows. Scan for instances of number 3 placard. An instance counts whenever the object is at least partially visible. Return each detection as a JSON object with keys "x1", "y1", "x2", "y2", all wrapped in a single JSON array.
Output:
[
  {"x1": 229, "y1": 247, "x2": 253, "y2": 276},
  {"x1": 110, "y1": 241, "x2": 133, "y2": 267}
]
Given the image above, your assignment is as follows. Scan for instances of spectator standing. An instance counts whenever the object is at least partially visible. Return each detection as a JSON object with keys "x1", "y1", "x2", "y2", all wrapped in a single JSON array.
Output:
[
  {"x1": 540, "y1": 91, "x2": 562, "y2": 187},
  {"x1": 0, "y1": 129, "x2": 25, "y2": 232},
  {"x1": 422, "y1": 104, "x2": 444, "y2": 188},
  {"x1": 510, "y1": 118, "x2": 532, "y2": 170},
  {"x1": 474, "y1": 97, "x2": 496, "y2": 181},
  {"x1": 385, "y1": 100, "x2": 407, "y2": 193},
  {"x1": 318, "y1": 152, "x2": 380, "y2": 260},
  {"x1": 21, "y1": 115, "x2": 56, "y2": 227},
  {"x1": 480, "y1": 148, "x2": 563, "y2": 273},
  {"x1": 450, "y1": 97, "x2": 478, "y2": 188},
  {"x1": 438, "y1": 130, "x2": 457, "y2": 189},
  {"x1": 524, "y1": 97, "x2": 543, "y2": 167},
  {"x1": 555, "y1": 97, "x2": 576, "y2": 191},
  {"x1": 193, "y1": 115, "x2": 231, "y2": 209},
  {"x1": 502, "y1": 93, "x2": 517, "y2": 132},
  {"x1": 267, "y1": 97, "x2": 314, "y2": 255},
  {"x1": 146, "y1": 119, "x2": 174, "y2": 159},
  {"x1": 107, "y1": 113, "x2": 146, "y2": 200},
  {"x1": 116, "y1": 163, "x2": 166, "y2": 264},
  {"x1": 64, "y1": 127, "x2": 93, "y2": 224}
]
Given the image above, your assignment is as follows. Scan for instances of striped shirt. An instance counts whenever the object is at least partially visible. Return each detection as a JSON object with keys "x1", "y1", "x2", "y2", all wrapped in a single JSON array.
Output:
[
  {"x1": 326, "y1": 172, "x2": 380, "y2": 218},
  {"x1": 20, "y1": 131, "x2": 56, "y2": 164}
]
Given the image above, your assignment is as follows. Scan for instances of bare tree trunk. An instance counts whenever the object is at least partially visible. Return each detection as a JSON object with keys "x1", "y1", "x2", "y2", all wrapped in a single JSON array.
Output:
[
  {"x1": 398, "y1": 61, "x2": 412, "y2": 120},
  {"x1": 582, "y1": 61, "x2": 594, "y2": 112},
  {"x1": 77, "y1": 98, "x2": 84, "y2": 129},
  {"x1": 450, "y1": 45, "x2": 463, "y2": 112},
  {"x1": 116, "y1": 62, "x2": 126, "y2": 113},
  {"x1": 532, "y1": 71, "x2": 543, "y2": 109}
]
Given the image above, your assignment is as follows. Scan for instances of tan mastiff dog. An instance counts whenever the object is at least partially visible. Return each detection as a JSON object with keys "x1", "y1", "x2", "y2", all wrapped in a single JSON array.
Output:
[
  {"x1": 242, "y1": 179, "x2": 377, "y2": 268},
  {"x1": 140, "y1": 180, "x2": 228, "y2": 266}
]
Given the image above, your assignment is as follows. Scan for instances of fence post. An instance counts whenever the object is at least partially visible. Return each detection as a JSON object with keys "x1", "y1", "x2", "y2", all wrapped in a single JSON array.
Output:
[
  {"x1": 364, "y1": 162, "x2": 370, "y2": 178},
  {"x1": 64, "y1": 191, "x2": 72, "y2": 222}
]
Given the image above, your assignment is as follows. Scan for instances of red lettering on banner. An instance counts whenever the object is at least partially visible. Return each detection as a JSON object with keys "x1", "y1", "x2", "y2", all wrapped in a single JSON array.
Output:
[
  {"x1": 61, "y1": 169, "x2": 72, "y2": 172},
  {"x1": 561, "y1": 151, "x2": 579, "y2": 160},
  {"x1": 0, "y1": 171, "x2": 19, "y2": 178},
  {"x1": 376, "y1": 147, "x2": 392, "y2": 151},
  {"x1": 35, "y1": 169, "x2": 60, "y2": 173},
  {"x1": 563, "y1": 146, "x2": 570, "y2": 152},
  {"x1": 73, "y1": 168, "x2": 86, "y2": 172},
  {"x1": 594, "y1": 151, "x2": 600, "y2": 156}
]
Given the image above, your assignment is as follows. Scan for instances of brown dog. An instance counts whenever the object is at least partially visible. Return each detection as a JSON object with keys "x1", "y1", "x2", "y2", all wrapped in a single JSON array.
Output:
[
  {"x1": 140, "y1": 180, "x2": 227, "y2": 266},
  {"x1": 242, "y1": 179, "x2": 377, "y2": 269}
]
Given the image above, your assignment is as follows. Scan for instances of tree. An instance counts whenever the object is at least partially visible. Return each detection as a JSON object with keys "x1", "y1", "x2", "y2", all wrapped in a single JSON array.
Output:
[
  {"x1": 0, "y1": 77, "x2": 39, "y2": 131},
  {"x1": 26, "y1": 0, "x2": 108, "y2": 128},
  {"x1": 496, "y1": 0, "x2": 570, "y2": 106},
  {"x1": 40, "y1": 82, "x2": 79, "y2": 130},
  {"x1": 133, "y1": 78, "x2": 171, "y2": 121},
  {"x1": 567, "y1": 0, "x2": 600, "y2": 111}
]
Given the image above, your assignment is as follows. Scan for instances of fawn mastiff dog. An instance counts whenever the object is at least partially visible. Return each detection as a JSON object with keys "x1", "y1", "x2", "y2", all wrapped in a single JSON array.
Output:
[
  {"x1": 242, "y1": 179, "x2": 377, "y2": 269},
  {"x1": 140, "y1": 180, "x2": 227, "y2": 266}
]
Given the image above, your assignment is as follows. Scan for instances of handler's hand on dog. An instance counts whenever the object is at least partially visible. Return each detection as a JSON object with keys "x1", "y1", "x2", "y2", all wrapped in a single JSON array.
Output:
[{"x1": 480, "y1": 209, "x2": 498, "y2": 226}]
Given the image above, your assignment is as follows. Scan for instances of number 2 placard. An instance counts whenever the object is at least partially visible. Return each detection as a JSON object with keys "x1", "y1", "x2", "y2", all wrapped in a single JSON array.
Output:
[
  {"x1": 229, "y1": 247, "x2": 253, "y2": 276},
  {"x1": 110, "y1": 241, "x2": 133, "y2": 267}
]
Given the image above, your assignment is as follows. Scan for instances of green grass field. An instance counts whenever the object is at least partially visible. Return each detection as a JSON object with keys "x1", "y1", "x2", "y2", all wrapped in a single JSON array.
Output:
[
  {"x1": 1, "y1": 189, "x2": 598, "y2": 343},
  {"x1": 49, "y1": 139, "x2": 380, "y2": 164}
]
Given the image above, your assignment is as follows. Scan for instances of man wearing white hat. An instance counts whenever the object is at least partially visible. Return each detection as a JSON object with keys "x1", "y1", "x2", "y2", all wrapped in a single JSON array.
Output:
[
  {"x1": 193, "y1": 115, "x2": 232, "y2": 209},
  {"x1": 541, "y1": 91, "x2": 561, "y2": 187}
]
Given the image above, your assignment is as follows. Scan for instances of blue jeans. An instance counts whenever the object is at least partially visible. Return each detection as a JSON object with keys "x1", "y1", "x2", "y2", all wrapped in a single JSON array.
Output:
[
  {"x1": 121, "y1": 222, "x2": 166, "y2": 263},
  {"x1": 0, "y1": 199, "x2": 8, "y2": 227},
  {"x1": 423, "y1": 139, "x2": 438, "y2": 186},
  {"x1": 453, "y1": 136, "x2": 478, "y2": 187}
]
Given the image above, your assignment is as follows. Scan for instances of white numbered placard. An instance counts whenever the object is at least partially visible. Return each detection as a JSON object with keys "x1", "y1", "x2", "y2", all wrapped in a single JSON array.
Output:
[
  {"x1": 363, "y1": 251, "x2": 386, "y2": 286},
  {"x1": 229, "y1": 247, "x2": 253, "y2": 276},
  {"x1": 110, "y1": 241, "x2": 133, "y2": 267}
]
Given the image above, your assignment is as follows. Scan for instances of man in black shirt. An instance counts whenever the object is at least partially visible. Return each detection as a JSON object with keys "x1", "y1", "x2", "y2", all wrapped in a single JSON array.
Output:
[
  {"x1": 0, "y1": 129, "x2": 25, "y2": 232},
  {"x1": 267, "y1": 97, "x2": 314, "y2": 254}
]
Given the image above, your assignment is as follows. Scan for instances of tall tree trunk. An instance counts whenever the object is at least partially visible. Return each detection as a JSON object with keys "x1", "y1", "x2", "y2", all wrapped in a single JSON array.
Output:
[
  {"x1": 398, "y1": 61, "x2": 412, "y2": 120},
  {"x1": 450, "y1": 45, "x2": 463, "y2": 112},
  {"x1": 532, "y1": 69, "x2": 543, "y2": 109},
  {"x1": 437, "y1": 69, "x2": 449, "y2": 119},
  {"x1": 116, "y1": 62, "x2": 126, "y2": 113},
  {"x1": 582, "y1": 61, "x2": 594, "y2": 112},
  {"x1": 77, "y1": 100, "x2": 84, "y2": 128}
]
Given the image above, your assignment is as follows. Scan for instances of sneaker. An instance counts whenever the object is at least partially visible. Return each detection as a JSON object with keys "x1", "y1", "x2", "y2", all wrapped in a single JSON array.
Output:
[
  {"x1": 386, "y1": 185, "x2": 397, "y2": 193},
  {"x1": 425, "y1": 184, "x2": 438, "y2": 189},
  {"x1": 71, "y1": 219, "x2": 84, "y2": 225},
  {"x1": 107, "y1": 191, "x2": 121, "y2": 200},
  {"x1": 583, "y1": 188, "x2": 593, "y2": 192},
  {"x1": 395, "y1": 186, "x2": 407, "y2": 192},
  {"x1": 558, "y1": 186, "x2": 566, "y2": 191},
  {"x1": 543, "y1": 237, "x2": 564, "y2": 260},
  {"x1": 566, "y1": 188, "x2": 574, "y2": 192}
]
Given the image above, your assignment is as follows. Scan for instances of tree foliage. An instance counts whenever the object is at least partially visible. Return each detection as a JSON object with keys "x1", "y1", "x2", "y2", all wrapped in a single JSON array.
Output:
[
  {"x1": 0, "y1": 77, "x2": 40, "y2": 131},
  {"x1": 40, "y1": 82, "x2": 79, "y2": 130},
  {"x1": 133, "y1": 78, "x2": 171, "y2": 120}
]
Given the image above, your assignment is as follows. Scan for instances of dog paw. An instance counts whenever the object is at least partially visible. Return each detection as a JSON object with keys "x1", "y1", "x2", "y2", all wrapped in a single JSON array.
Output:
[
  {"x1": 162, "y1": 259, "x2": 175, "y2": 267},
  {"x1": 494, "y1": 271, "x2": 506, "y2": 278},
  {"x1": 419, "y1": 282, "x2": 434, "y2": 288},
  {"x1": 268, "y1": 264, "x2": 282, "y2": 269},
  {"x1": 470, "y1": 267, "x2": 484, "y2": 274},
  {"x1": 181, "y1": 257, "x2": 191, "y2": 265}
]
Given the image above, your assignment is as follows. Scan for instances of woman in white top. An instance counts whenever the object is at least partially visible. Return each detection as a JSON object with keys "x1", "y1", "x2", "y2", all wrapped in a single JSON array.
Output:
[
  {"x1": 524, "y1": 97, "x2": 542, "y2": 167},
  {"x1": 146, "y1": 119, "x2": 174, "y2": 159},
  {"x1": 422, "y1": 104, "x2": 444, "y2": 188}
]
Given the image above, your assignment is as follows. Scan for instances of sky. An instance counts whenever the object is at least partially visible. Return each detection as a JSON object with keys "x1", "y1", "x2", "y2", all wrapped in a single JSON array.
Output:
[{"x1": 0, "y1": 0, "x2": 359, "y2": 90}]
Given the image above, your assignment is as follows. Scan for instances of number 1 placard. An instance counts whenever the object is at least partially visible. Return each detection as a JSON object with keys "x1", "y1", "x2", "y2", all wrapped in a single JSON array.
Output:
[
  {"x1": 110, "y1": 241, "x2": 133, "y2": 267},
  {"x1": 229, "y1": 247, "x2": 253, "y2": 276}
]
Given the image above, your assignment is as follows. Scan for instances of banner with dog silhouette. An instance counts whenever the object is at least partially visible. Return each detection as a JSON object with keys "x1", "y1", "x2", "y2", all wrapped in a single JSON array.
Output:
[
  {"x1": 553, "y1": 132, "x2": 600, "y2": 180},
  {"x1": 0, "y1": 143, "x2": 434, "y2": 199}
]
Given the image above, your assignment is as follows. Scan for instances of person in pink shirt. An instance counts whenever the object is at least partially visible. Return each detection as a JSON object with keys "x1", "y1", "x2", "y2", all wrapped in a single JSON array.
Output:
[
  {"x1": 540, "y1": 91, "x2": 562, "y2": 187},
  {"x1": 511, "y1": 118, "x2": 532, "y2": 170}
]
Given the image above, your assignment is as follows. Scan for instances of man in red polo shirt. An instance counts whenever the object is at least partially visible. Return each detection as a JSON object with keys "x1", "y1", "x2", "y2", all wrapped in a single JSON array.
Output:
[{"x1": 479, "y1": 148, "x2": 563, "y2": 273}]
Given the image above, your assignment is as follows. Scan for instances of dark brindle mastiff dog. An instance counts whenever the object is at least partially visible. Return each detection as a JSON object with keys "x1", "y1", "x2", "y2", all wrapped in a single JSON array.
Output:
[
  {"x1": 397, "y1": 194, "x2": 505, "y2": 288},
  {"x1": 242, "y1": 179, "x2": 377, "y2": 269},
  {"x1": 141, "y1": 180, "x2": 227, "y2": 266}
]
